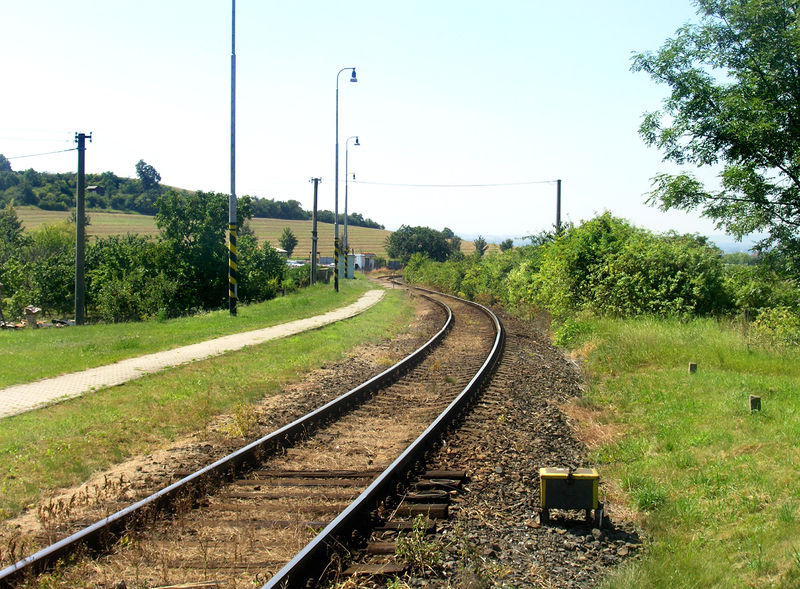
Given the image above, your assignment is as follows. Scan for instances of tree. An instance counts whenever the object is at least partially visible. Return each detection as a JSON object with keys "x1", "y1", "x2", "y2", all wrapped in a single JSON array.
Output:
[
  {"x1": 155, "y1": 190, "x2": 252, "y2": 313},
  {"x1": 0, "y1": 154, "x2": 11, "y2": 172},
  {"x1": 278, "y1": 227, "x2": 298, "y2": 257},
  {"x1": 499, "y1": 238, "x2": 514, "y2": 252},
  {"x1": 385, "y1": 225, "x2": 453, "y2": 263},
  {"x1": 135, "y1": 159, "x2": 161, "y2": 191},
  {"x1": 632, "y1": 0, "x2": 800, "y2": 274},
  {"x1": 473, "y1": 235, "x2": 489, "y2": 257},
  {"x1": 0, "y1": 201, "x2": 24, "y2": 247}
]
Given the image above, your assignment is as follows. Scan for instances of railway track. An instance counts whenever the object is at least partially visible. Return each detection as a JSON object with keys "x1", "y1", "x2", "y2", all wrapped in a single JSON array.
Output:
[{"x1": 0, "y1": 285, "x2": 503, "y2": 588}]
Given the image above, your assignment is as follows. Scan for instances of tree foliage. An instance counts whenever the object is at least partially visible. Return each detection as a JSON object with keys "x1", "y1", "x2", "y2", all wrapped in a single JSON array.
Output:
[
  {"x1": 135, "y1": 159, "x2": 161, "y2": 191},
  {"x1": 499, "y1": 238, "x2": 514, "y2": 252},
  {"x1": 473, "y1": 235, "x2": 489, "y2": 257},
  {"x1": 632, "y1": 0, "x2": 800, "y2": 274},
  {"x1": 385, "y1": 225, "x2": 455, "y2": 263},
  {"x1": 278, "y1": 227, "x2": 298, "y2": 257},
  {"x1": 406, "y1": 213, "x2": 737, "y2": 320}
]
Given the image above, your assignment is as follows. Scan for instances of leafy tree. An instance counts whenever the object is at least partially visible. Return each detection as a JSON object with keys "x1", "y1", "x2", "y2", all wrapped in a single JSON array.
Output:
[
  {"x1": 278, "y1": 227, "x2": 298, "y2": 257},
  {"x1": 135, "y1": 159, "x2": 161, "y2": 191},
  {"x1": 499, "y1": 238, "x2": 514, "y2": 252},
  {"x1": 632, "y1": 0, "x2": 800, "y2": 274},
  {"x1": 385, "y1": 225, "x2": 453, "y2": 263},
  {"x1": 473, "y1": 235, "x2": 489, "y2": 257},
  {"x1": 155, "y1": 190, "x2": 252, "y2": 313},
  {"x1": 0, "y1": 155, "x2": 11, "y2": 172},
  {"x1": 0, "y1": 202, "x2": 24, "y2": 247},
  {"x1": 236, "y1": 236, "x2": 284, "y2": 303}
]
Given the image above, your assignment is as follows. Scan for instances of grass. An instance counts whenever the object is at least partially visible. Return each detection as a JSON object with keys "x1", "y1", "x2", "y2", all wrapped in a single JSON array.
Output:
[
  {"x1": 0, "y1": 278, "x2": 373, "y2": 388},
  {"x1": 565, "y1": 316, "x2": 800, "y2": 588},
  {"x1": 0, "y1": 286, "x2": 415, "y2": 518}
]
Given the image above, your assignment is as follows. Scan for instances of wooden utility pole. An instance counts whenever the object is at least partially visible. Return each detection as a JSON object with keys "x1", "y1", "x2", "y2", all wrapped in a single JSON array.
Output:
[
  {"x1": 310, "y1": 178, "x2": 321, "y2": 285},
  {"x1": 74, "y1": 132, "x2": 91, "y2": 325}
]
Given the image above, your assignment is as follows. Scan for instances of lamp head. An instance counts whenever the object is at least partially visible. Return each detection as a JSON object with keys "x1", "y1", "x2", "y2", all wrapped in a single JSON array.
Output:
[
  {"x1": 354, "y1": 136, "x2": 360, "y2": 146},
  {"x1": 350, "y1": 68, "x2": 357, "y2": 83}
]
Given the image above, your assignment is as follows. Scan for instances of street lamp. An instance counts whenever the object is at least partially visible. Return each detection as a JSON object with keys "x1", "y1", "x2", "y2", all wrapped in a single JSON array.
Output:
[
  {"x1": 344, "y1": 135, "x2": 360, "y2": 277},
  {"x1": 335, "y1": 66, "x2": 357, "y2": 292}
]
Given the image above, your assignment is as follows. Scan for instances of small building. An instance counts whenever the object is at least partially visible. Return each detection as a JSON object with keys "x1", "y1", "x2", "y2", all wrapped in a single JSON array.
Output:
[{"x1": 353, "y1": 253, "x2": 376, "y2": 272}]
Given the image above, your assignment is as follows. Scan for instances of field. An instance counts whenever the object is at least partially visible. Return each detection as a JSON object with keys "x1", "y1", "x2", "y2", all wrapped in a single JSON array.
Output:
[
  {"x1": 15, "y1": 207, "x2": 392, "y2": 258},
  {"x1": 563, "y1": 317, "x2": 800, "y2": 588},
  {"x1": 15, "y1": 207, "x2": 494, "y2": 258}
]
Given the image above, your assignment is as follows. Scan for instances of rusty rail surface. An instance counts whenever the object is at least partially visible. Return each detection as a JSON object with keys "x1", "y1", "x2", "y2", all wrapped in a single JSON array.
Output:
[{"x1": 0, "y1": 292, "x2": 453, "y2": 587}]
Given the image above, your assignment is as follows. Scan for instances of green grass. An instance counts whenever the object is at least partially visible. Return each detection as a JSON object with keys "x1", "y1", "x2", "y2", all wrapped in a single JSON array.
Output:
[
  {"x1": 569, "y1": 317, "x2": 800, "y2": 588},
  {"x1": 0, "y1": 278, "x2": 373, "y2": 388},
  {"x1": 0, "y1": 287, "x2": 415, "y2": 518}
]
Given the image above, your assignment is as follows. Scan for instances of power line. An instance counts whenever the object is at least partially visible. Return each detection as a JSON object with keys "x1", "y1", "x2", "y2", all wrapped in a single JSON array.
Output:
[
  {"x1": 6, "y1": 148, "x2": 77, "y2": 160},
  {"x1": 351, "y1": 179, "x2": 558, "y2": 188}
]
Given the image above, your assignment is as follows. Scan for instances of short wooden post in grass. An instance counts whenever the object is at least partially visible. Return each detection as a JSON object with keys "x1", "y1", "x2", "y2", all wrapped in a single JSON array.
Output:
[
  {"x1": 750, "y1": 395, "x2": 761, "y2": 413},
  {"x1": 688, "y1": 362, "x2": 697, "y2": 374}
]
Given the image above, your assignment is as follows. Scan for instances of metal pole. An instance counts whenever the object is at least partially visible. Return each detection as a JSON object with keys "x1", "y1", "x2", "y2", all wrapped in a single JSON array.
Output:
[
  {"x1": 74, "y1": 132, "x2": 90, "y2": 326},
  {"x1": 334, "y1": 67, "x2": 356, "y2": 291},
  {"x1": 310, "y1": 177, "x2": 320, "y2": 285},
  {"x1": 334, "y1": 75, "x2": 340, "y2": 293},
  {"x1": 556, "y1": 178, "x2": 562, "y2": 234},
  {"x1": 228, "y1": 0, "x2": 238, "y2": 315},
  {"x1": 344, "y1": 143, "x2": 348, "y2": 270}
]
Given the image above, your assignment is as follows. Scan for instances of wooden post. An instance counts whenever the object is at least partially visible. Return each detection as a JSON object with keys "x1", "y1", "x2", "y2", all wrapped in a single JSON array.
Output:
[{"x1": 750, "y1": 395, "x2": 761, "y2": 413}]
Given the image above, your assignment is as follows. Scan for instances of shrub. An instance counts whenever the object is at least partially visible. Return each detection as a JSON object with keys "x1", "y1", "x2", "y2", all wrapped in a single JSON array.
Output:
[{"x1": 751, "y1": 307, "x2": 800, "y2": 347}]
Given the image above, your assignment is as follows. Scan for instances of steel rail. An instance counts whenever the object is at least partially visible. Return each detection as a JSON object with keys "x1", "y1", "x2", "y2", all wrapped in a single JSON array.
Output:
[
  {"x1": 0, "y1": 293, "x2": 453, "y2": 587},
  {"x1": 264, "y1": 287, "x2": 504, "y2": 588}
]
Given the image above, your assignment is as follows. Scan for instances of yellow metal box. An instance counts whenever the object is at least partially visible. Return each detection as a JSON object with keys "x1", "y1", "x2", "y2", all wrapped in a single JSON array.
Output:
[{"x1": 539, "y1": 467, "x2": 600, "y2": 524}]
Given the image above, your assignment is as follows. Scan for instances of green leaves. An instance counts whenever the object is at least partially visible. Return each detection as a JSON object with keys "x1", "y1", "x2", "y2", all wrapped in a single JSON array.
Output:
[{"x1": 634, "y1": 0, "x2": 800, "y2": 270}]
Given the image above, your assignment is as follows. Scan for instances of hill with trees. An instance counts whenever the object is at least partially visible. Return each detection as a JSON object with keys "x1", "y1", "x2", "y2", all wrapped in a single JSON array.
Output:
[{"x1": 0, "y1": 157, "x2": 385, "y2": 230}]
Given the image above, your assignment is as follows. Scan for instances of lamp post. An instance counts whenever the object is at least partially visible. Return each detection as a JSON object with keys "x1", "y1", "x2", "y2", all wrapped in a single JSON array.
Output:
[
  {"x1": 335, "y1": 66, "x2": 357, "y2": 292},
  {"x1": 344, "y1": 135, "x2": 359, "y2": 277}
]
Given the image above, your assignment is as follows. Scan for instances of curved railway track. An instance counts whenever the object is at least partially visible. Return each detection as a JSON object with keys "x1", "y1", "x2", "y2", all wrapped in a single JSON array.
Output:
[{"x1": 0, "y1": 284, "x2": 503, "y2": 588}]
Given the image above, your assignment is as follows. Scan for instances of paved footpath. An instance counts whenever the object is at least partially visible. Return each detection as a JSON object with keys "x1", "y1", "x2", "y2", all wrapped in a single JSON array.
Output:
[{"x1": 0, "y1": 289, "x2": 385, "y2": 420}]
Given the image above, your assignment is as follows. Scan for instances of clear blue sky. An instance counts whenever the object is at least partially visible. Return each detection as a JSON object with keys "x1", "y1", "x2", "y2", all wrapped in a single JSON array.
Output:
[{"x1": 2, "y1": 1, "x2": 724, "y2": 241}]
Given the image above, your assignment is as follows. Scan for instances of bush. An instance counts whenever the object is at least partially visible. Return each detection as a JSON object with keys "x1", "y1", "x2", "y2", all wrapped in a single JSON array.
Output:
[
  {"x1": 591, "y1": 232, "x2": 729, "y2": 317},
  {"x1": 751, "y1": 307, "x2": 800, "y2": 346}
]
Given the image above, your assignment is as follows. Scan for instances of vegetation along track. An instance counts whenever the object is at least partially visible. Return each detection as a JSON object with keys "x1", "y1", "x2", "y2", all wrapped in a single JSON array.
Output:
[{"x1": 0, "y1": 284, "x2": 503, "y2": 588}]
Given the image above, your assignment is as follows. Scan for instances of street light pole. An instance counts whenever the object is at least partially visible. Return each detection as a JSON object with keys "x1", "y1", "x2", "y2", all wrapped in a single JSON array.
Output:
[
  {"x1": 228, "y1": 0, "x2": 238, "y2": 315},
  {"x1": 344, "y1": 135, "x2": 359, "y2": 278},
  {"x1": 335, "y1": 66, "x2": 357, "y2": 292}
]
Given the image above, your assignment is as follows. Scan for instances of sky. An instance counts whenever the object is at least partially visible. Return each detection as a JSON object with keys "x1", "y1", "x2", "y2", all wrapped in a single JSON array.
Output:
[{"x1": 1, "y1": 1, "x2": 733, "y2": 243}]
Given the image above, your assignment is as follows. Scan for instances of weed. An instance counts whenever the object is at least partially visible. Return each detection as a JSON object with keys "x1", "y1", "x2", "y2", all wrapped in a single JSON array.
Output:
[
  {"x1": 386, "y1": 577, "x2": 412, "y2": 589},
  {"x1": 778, "y1": 502, "x2": 796, "y2": 524},
  {"x1": 395, "y1": 515, "x2": 445, "y2": 573}
]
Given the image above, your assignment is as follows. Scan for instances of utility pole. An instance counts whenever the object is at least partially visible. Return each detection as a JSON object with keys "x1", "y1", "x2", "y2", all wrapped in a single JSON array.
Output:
[
  {"x1": 310, "y1": 178, "x2": 321, "y2": 285},
  {"x1": 556, "y1": 178, "x2": 562, "y2": 234},
  {"x1": 228, "y1": 0, "x2": 237, "y2": 315},
  {"x1": 74, "y1": 132, "x2": 91, "y2": 326}
]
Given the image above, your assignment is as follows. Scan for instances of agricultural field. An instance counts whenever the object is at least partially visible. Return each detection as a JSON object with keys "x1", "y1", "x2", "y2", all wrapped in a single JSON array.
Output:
[
  {"x1": 15, "y1": 207, "x2": 392, "y2": 258},
  {"x1": 15, "y1": 206, "x2": 492, "y2": 258}
]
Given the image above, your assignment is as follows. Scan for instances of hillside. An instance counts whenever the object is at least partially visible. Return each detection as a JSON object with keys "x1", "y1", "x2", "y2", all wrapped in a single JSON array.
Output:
[
  {"x1": 15, "y1": 207, "x2": 496, "y2": 258},
  {"x1": 14, "y1": 207, "x2": 391, "y2": 258}
]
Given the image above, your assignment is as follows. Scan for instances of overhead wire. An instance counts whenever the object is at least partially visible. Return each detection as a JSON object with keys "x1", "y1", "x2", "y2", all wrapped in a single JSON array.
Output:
[
  {"x1": 6, "y1": 148, "x2": 77, "y2": 160},
  {"x1": 351, "y1": 179, "x2": 558, "y2": 188}
]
